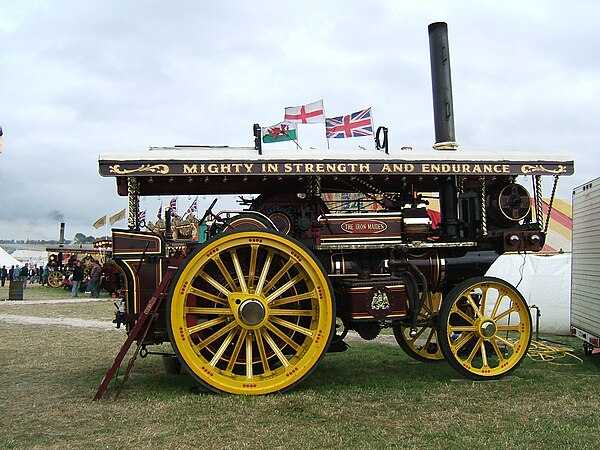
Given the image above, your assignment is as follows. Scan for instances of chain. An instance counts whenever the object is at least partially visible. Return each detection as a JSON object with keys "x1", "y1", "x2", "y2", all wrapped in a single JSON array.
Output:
[
  {"x1": 127, "y1": 177, "x2": 140, "y2": 230},
  {"x1": 534, "y1": 175, "x2": 543, "y2": 231},
  {"x1": 544, "y1": 175, "x2": 560, "y2": 234},
  {"x1": 479, "y1": 176, "x2": 487, "y2": 236}
]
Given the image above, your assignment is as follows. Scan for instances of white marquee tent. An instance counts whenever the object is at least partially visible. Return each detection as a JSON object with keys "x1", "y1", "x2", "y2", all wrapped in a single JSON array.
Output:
[
  {"x1": 486, "y1": 253, "x2": 571, "y2": 335},
  {"x1": 0, "y1": 246, "x2": 22, "y2": 269}
]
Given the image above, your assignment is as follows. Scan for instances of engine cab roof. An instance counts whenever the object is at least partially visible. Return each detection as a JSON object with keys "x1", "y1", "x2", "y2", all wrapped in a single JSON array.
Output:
[{"x1": 98, "y1": 146, "x2": 574, "y2": 196}]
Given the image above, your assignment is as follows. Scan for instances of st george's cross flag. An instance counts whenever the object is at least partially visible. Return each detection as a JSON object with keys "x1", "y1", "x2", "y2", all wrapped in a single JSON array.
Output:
[
  {"x1": 284, "y1": 100, "x2": 325, "y2": 124},
  {"x1": 325, "y1": 107, "x2": 373, "y2": 139}
]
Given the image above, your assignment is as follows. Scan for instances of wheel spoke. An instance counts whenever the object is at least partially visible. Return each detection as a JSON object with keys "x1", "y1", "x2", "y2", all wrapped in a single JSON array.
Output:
[
  {"x1": 270, "y1": 290, "x2": 317, "y2": 307},
  {"x1": 448, "y1": 325, "x2": 477, "y2": 332},
  {"x1": 269, "y1": 309, "x2": 314, "y2": 317},
  {"x1": 494, "y1": 334, "x2": 516, "y2": 349},
  {"x1": 245, "y1": 333, "x2": 253, "y2": 380},
  {"x1": 230, "y1": 249, "x2": 248, "y2": 293},
  {"x1": 466, "y1": 337, "x2": 484, "y2": 363},
  {"x1": 496, "y1": 324, "x2": 521, "y2": 332},
  {"x1": 490, "y1": 293, "x2": 503, "y2": 318},
  {"x1": 247, "y1": 244, "x2": 259, "y2": 291},
  {"x1": 226, "y1": 328, "x2": 247, "y2": 372},
  {"x1": 254, "y1": 329, "x2": 271, "y2": 373},
  {"x1": 185, "y1": 306, "x2": 232, "y2": 315},
  {"x1": 269, "y1": 316, "x2": 314, "y2": 336},
  {"x1": 262, "y1": 257, "x2": 296, "y2": 294},
  {"x1": 494, "y1": 305, "x2": 517, "y2": 322},
  {"x1": 265, "y1": 273, "x2": 305, "y2": 303},
  {"x1": 198, "y1": 271, "x2": 231, "y2": 297},
  {"x1": 262, "y1": 329, "x2": 291, "y2": 368},
  {"x1": 196, "y1": 321, "x2": 238, "y2": 350},
  {"x1": 451, "y1": 307, "x2": 475, "y2": 324},
  {"x1": 264, "y1": 322, "x2": 301, "y2": 351},
  {"x1": 466, "y1": 294, "x2": 483, "y2": 319},
  {"x1": 490, "y1": 339, "x2": 506, "y2": 362},
  {"x1": 209, "y1": 328, "x2": 237, "y2": 367},
  {"x1": 453, "y1": 331, "x2": 475, "y2": 353},
  {"x1": 188, "y1": 287, "x2": 227, "y2": 305},
  {"x1": 187, "y1": 316, "x2": 229, "y2": 334},
  {"x1": 254, "y1": 250, "x2": 273, "y2": 296},
  {"x1": 213, "y1": 255, "x2": 237, "y2": 292}
]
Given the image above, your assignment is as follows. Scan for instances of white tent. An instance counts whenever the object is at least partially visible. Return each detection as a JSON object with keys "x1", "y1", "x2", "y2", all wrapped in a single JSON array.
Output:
[
  {"x1": 486, "y1": 253, "x2": 571, "y2": 335},
  {"x1": 0, "y1": 246, "x2": 22, "y2": 269}
]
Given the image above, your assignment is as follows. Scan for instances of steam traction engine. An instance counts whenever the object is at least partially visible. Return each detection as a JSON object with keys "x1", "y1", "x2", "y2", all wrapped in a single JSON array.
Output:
[{"x1": 95, "y1": 23, "x2": 574, "y2": 397}]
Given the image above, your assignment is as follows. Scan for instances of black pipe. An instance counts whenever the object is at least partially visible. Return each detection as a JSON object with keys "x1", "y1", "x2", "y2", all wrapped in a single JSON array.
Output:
[{"x1": 429, "y1": 22, "x2": 456, "y2": 145}]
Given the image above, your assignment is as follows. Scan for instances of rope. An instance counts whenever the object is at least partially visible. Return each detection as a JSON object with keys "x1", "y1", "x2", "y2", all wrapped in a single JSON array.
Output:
[{"x1": 527, "y1": 339, "x2": 583, "y2": 365}]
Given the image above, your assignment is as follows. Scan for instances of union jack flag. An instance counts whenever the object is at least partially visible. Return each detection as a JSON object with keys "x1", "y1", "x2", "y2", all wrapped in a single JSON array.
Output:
[
  {"x1": 169, "y1": 197, "x2": 178, "y2": 217},
  {"x1": 138, "y1": 209, "x2": 146, "y2": 222},
  {"x1": 186, "y1": 196, "x2": 198, "y2": 214},
  {"x1": 325, "y1": 107, "x2": 373, "y2": 139},
  {"x1": 157, "y1": 201, "x2": 162, "y2": 220}
]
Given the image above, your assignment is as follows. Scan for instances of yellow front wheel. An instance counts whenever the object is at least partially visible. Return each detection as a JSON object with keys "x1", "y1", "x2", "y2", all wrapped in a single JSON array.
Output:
[
  {"x1": 167, "y1": 229, "x2": 335, "y2": 395},
  {"x1": 438, "y1": 276, "x2": 531, "y2": 380},
  {"x1": 47, "y1": 270, "x2": 64, "y2": 288}
]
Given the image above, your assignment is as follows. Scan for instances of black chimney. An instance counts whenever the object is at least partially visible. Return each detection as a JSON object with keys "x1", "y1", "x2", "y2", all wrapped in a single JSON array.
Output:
[
  {"x1": 429, "y1": 22, "x2": 456, "y2": 148},
  {"x1": 59, "y1": 222, "x2": 65, "y2": 246},
  {"x1": 429, "y1": 22, "x2": 459, "y2": 239}
]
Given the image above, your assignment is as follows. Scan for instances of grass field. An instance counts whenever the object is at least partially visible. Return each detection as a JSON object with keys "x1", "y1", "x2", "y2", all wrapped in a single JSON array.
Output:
[{"x1": 1, "y1": 285, "x2": 599, "y2": 449}]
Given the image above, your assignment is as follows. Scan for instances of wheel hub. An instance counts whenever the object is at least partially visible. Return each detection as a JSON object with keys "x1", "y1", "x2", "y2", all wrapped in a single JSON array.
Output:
[
  {"x1": 479, "y1": 319, "x2": 497, "y2": 338},
  {"x1": 238, "y1": 299, "x2": 266, "y2": 327}
]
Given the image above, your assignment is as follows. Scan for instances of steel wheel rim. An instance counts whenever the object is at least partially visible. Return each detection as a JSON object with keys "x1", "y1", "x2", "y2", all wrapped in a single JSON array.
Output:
[
  {"x1": 442, "y1": 278, "x2": 531, "y2": 378},
  {"x1": 47, "y1": 271, "x2": 63, "y2": 288},
  {"x1": 169, "y1": 230, "x2": 334, "y2": 394},
  {"x1": 394, "y1": 292, "x2": 444, "y2": 361}
]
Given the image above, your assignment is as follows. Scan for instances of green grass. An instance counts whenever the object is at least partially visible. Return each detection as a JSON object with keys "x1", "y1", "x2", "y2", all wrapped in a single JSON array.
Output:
[{"x1": 1, "y1": 298, "x2": 599, "y2": 449}]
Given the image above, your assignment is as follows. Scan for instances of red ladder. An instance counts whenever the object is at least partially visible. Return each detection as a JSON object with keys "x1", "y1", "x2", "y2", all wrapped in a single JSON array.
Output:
[{"x1": 93, "y1": 265, "x2": 178, "y2": 400}]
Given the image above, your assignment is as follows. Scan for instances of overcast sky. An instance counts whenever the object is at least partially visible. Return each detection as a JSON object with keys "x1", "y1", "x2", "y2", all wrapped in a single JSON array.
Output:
[{"x1": 0, "y1": 1, "x2": 598, "y2": 241}]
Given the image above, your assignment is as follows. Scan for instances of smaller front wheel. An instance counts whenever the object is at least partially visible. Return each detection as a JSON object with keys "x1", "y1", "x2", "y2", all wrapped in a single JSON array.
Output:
[
  {"x1": 438, "y1": 276, "x2": 531, "y2": 380},
  {"x1": 47, "y1": 271, "x2": 64, "y2": 288}
]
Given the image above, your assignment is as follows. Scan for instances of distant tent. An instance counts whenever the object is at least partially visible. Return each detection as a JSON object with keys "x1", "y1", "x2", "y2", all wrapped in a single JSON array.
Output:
[{"x1": 0, "y1": 246, "x2": 22, "y2": 268}]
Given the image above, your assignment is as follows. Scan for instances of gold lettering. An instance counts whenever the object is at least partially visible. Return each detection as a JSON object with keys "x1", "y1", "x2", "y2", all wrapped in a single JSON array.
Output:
[
  {"x1": 405, "y1": 164, "x2": 414, "y2": 173},
  {"x1": 360, "y1": 163, "x2": 370, "y2": 172},
  {"x1": 294, "y1": 163, "x2": 303, "y2": 172},
  {"x1": 316, "y1": 163, "x2": 324, "y2": 173},
  {"x1": 326, "y1": 163, "x2": 336, "y2": 173},
  {"x1": 220, "y1": 164, "x2": 231, "y2": 173},
  {"x1": 483, "y1": 165, "x2": 493, "y2": 173},
  {"x1": 462, "y1": 164, "x2": 471, "y2": 173},
  {"x1": 199, "y1": 164, "x2": 206, "y2": 174},
  {"x1": 305, "y1": 163, "x2": 314, "y2": 173},
  {"x1": 338, "y1": 164, "x2": 347, "y2": 172},
  {"x1": 381, "y1": 164, "x2": 391, "y2": 173},
  {"x1": 232, "y1": 164, "x2": 243, "y2": 173},
  {"x1": 268, "y1": 163, "x2": 278, "y2": 173},
  {"x1": 244, "y1": 163, "x2": 253, "y2": 173},
  {"x1": 348, "y1": 164, "x2": 357, "y2": 172},
  {"x1": 473, "y1": 165, "x2": 482, "y2": 173},
  {"x1": 502, "y1": 165, "x2": 509, "y2": 173},
  {"x1": 183, "y1": 164, "x2": 198, "y2": 174},
  {"x1": 422, "y1": 164, "x2": 430, "y2": 172},
  {"x1": 208, "y1": 164, "x2": 219, "y2": 174},
  {"x1": 284, "y1": 163, "x2": 292, "y2": 173}
]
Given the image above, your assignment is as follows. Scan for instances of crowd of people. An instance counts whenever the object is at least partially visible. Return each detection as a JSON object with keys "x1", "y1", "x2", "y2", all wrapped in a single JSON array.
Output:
[
  {"x1": 0, "y1": 263, "x2": 49, "y2": 288},
  {"x1": 0, "y1": 260, "x2": 104, "y2": 298}
]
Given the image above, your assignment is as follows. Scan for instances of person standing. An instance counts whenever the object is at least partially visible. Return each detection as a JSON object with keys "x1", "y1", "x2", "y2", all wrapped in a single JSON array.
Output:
[
  {"x1": 19, "y1": 264, "x2": 28, "y2": 290},
  {"x1": 9, "y1": 265, "x2": 15, "y2": 281},
  {"x1": 71, "y1": 260, "x2": 84, "y2": 298},
  {"x1": 89, "y1": 260, "x2": 102, "y2": 298},
  {"x1": 0, "y1": 265, "x2": 7, "y2": 287}
]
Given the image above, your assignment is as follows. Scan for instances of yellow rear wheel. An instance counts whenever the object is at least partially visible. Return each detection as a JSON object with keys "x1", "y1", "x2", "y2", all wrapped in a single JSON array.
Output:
[
  {"x1": 438, "y1": 276, "x2": 531, "y2": 380},
  {"x1": 168, "y1": 229, "x2": 335, "y2": 394}
]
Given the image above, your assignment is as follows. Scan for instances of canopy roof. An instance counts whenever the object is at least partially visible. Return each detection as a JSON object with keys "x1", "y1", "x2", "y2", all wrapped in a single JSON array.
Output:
[{"x1": 99, "y1": 146, "x2": 574, "y2": 196}]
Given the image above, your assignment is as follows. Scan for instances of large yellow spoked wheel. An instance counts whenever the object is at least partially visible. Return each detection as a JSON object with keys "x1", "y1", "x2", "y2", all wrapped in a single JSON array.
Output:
[
  {"x1": 167, "y1": 229, "x2": 335, "y2": 395},
  {"x1": 392, "y1": 292, "x2": 444, "y2": 362},
  {"x1": 438, "y1": 276, "x2": 532, "y2": 380},
  {"x1": 47, "y1": 270, "x2": 64, "y2": 288}
]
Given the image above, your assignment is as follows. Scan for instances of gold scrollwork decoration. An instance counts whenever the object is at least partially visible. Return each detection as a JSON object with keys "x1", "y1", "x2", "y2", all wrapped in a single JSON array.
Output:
[
  {"x1": 109, "y1": 164, "x2": 170, "y2": 175},
  {"x1": 521, "y1": 164, "x2": 567, "y2": 175}
]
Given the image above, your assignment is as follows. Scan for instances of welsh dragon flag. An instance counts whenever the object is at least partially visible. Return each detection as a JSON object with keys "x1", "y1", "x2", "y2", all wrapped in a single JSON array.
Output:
[{"x1": 261, "y1": 121, "x2": 298, "y2": 143}]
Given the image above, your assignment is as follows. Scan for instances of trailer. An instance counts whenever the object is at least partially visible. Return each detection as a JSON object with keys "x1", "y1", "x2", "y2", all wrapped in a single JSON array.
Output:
[
  {"x1": 571, "y1": 177, "x2": 600, "y2": 355},
  {"x1": 94, "y1": 23, "x2": 574, "y2": 398}
]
